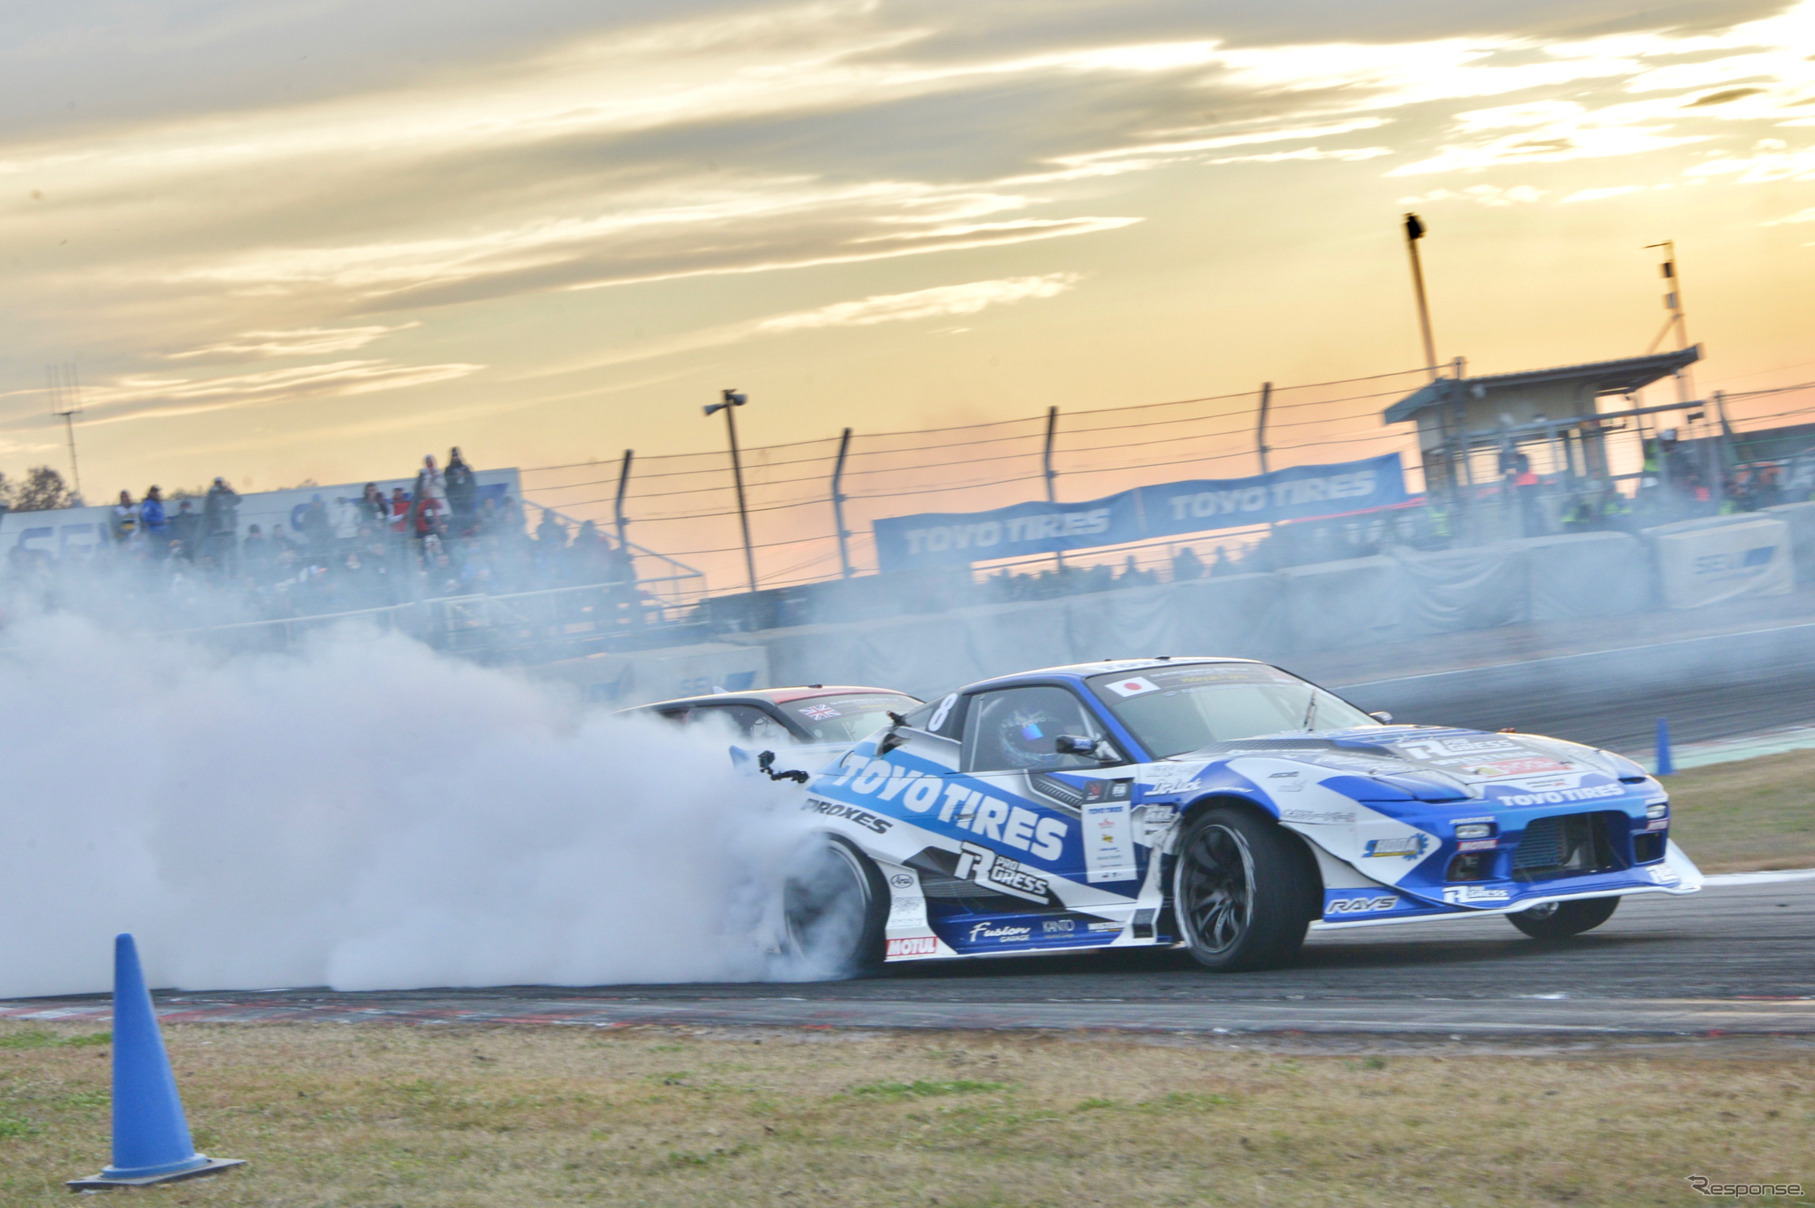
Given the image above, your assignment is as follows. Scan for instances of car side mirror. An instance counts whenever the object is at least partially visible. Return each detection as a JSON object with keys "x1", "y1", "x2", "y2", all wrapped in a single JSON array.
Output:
[
  {"x1": 1369, "y1": 711, "x2": 1393, "y2": 724},
  {"x1": 877, "y1": 712, "x2": 909, "y2": 756},
  {"x1": 1055, "y1": 735, "x2": 1099, "y2": 756}
]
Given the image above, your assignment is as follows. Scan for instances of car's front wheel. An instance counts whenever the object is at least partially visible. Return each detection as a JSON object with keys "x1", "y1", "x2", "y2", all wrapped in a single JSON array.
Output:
[
  {"x1": 781, "y1": 835, "x2": 887, "y2": 978},
  {"x1": 1173, "y1": 806, "x2": 1317, "y2": 972},
  {"x1": 1506, "y1": 896, "x2": 1619, "y2": 939}
]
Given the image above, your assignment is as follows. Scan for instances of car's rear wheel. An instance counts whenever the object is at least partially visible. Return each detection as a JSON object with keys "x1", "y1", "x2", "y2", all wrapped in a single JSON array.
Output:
[
  {"x1": 1173, "y1": 806, "x2": 1316, "y2": 972},
  {"x1": 1507, "y1": 896, "x2": 1619, "y2": 939},
  {"x1": 782, "y1": 835, "x2": 887, "y2": 978}
]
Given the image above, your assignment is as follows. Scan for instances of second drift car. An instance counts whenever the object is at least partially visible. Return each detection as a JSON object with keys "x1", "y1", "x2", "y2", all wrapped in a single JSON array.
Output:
[
  {"x1": 628, "y1": 685, "x2": 921, "y2": 775},
  {"x1": 776, "y1": 658, "x2": 1703, "y2": 974}
]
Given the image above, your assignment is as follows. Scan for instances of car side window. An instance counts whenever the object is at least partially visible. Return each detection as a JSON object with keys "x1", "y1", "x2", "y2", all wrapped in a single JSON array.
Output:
[
  {"x1": 962, "y1": 685, "x2": 1112, "y2": 773},
  {"x1": 685, "y1": 705, "x2": 791, "y2": 743},
  {"x1": 745, "y1": 709, "x2": 792, "y2": 745}
]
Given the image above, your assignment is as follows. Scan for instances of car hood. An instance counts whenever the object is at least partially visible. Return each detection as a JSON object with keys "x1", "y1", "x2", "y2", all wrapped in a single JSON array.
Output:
[{"x1": 1165, "y1": 726, "x2": 1649, "y2": 802}]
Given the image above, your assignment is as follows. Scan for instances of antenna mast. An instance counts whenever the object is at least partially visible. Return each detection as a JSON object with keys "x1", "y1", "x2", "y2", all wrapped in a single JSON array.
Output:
[
  {"x1": 46, "y1": 362, "x2": 85, "y2": 501},
  {"x1": 1643, "y1": 241, "x2": 1695, "y2": 407}
]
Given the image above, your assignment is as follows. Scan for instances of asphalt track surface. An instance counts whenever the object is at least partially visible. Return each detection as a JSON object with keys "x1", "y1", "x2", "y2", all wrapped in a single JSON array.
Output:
[{"x1": 6, "y1": 874, "x2": 1812, "y2": 1039}]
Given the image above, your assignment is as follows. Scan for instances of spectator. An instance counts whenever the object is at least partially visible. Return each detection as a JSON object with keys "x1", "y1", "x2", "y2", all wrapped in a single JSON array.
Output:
[
  {"x1": 1208, "y1": 545, "x2": 1234, "y2": 577},
  {"x1": 1511, "y1": 453, "x2": 1544, "y2": 537},
  {"x1": 140, "y1": 486, "x2": 169, "y2": 559},
  {"x1": 359, "y1": 522, "x2": 391, "y2": 569},
  {"x1": 359, "y1": 483, "x2": 388, "y2": 529},
  {"x1": 1115, "y1": 554, "x2": 1155, "y2": 588},
  {"x1": 300, "y1": 494, "x2": 332, "y2": 554},
  {"x1": 202, "y1": 477, "x2": 240, "y2": 566},
  {"x1": 535, "y1": 507, "x2": 567, "y2": 549},
  {"x1": 269, "y1": 523, "x2": 297, "y2": 557},
  {"x1": 331, "y1": 495, "x2": 363, "y2": 543},
  {"x1": 604, "y1": 536, "x2": 635, "y2": 587},
  {"x1": 411, "y1": 482, "x2": 444, "y2": 546},
  {"x1": 1562, "y1": 485, "x2": 1631, "y2": 533},
  {"x1": 1755, "y1": 463, "x2": 1785, "y2": 508},
  {"x1": 171, "y1": 499, "x2": 201, "y2": 560},
  {"x1": 572, "y1": 520, "x2": 610, "y2": 580},
  {"x1": 444, "y1": 448, "x2": 477, "y2": 533},
  {"x1": 498, "y1": 494, "x2": 527, "y2": 542},
  {"x1": 109, "y1": 490, "x2": 138, "y2": 544},
  {"x1": 389, "y1": 487, "x2": 411, "y2": 534},
  {"x1": 1171, "y1": 546, "x2": 1203, "y2": 581},
  {"x1": 242, "y1": 523, "x2": 270, "y2": 568},
  {"x1": 419, "y1": 455, "x2": 447, "y2": 511},
  {"x1": 427, "y1": 548, "x2": 460, "y2": 596}
]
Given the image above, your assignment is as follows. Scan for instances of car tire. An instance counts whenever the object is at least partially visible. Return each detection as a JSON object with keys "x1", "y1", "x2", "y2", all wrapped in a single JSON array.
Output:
[
  {"x1": 1506, "y1": 896, "x2": 1619, "y2": 940},
  {"x1": 782, "y1": 835, "x2": 887, "y2": 978},
  {"x1": 1173, "y1": 805, "x2": 1317, "y2": 972}
]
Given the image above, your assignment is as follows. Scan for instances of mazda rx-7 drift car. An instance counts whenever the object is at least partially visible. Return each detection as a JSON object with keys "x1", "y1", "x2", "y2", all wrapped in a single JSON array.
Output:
[{"x1": 779, "y1": 658, "x2": 1701, "y2": 974}]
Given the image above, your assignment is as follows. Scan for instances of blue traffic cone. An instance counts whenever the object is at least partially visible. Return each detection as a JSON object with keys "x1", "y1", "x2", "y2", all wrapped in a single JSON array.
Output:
[
  {"x1": 66, "y1": 935, "x2": 245, "y2": 1190},
  {"x1": 1655, "y1": 717, "x2": 1674, "y2": 777}
]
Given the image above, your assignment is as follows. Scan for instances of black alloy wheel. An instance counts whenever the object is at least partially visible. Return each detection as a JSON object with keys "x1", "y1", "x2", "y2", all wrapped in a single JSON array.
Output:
[
  {"x1": 1173, "y1": 806, "x2": 1317, "y2": 972},
  {"x1": 782, "y1": 835, "x2": 887, "y2": 978},
  {"x1": 1507, "y1": 896, "x2": 1620, "y2": 939}
]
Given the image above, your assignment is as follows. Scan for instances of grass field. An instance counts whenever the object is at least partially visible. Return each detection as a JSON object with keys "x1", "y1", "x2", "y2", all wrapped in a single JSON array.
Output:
[
  {"x1": 2, "y1": 1022, "x2": 1811, "y2": 1207},
  {"x1": 1663, "y1": 748, "x2": 1815, "y2": 872}
]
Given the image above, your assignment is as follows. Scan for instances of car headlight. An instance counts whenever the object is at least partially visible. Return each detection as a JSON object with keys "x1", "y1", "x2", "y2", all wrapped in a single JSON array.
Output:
[
  {"x1": 1646, "y1": 802, "x2": 1668, "y2": 820},
  {"x1": 1455, "y1": 822, "x2": 1495, "y2": 840}
]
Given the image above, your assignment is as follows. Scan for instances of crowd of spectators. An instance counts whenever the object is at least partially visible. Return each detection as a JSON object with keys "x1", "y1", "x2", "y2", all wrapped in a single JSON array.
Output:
[{"x1": 3, "y1": 448, "x2": 644, "y2": 628}]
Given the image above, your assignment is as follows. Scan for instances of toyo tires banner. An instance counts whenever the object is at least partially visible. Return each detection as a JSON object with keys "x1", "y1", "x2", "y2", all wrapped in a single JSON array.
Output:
[{"x1": 872, "y1": 453, "x2": 1408, "y2": 572}]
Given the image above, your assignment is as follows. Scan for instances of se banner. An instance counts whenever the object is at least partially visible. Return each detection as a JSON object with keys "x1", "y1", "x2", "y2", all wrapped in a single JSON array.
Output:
[{"x1": 871, "y1": 453, "x2": 1408, "y2": 573}]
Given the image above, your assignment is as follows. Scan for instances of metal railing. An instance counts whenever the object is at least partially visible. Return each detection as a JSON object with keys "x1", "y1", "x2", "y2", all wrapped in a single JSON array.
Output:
[{"x1": 164, "y1": 576, "x2": 706, "y2": 662}]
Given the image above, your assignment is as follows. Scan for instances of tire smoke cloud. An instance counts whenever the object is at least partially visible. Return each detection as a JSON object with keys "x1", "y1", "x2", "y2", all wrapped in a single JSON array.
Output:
[{"x1": 0, "y1": 612, "x2": 807, "y2": 999}]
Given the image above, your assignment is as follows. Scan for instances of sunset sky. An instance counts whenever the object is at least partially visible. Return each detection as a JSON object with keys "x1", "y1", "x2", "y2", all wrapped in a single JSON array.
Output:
[{"x1": 2, "y1": 0, "x2": 1812, "y2": 504}]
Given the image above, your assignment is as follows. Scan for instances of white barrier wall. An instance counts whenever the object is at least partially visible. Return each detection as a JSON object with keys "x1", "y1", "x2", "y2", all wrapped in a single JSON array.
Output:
[
  {"x1": 1767, "y1": 501, "x2": 1815, "y2": 583},
  {"x1": 1645, "y1": 515, "x2": 1793, "y2": 610},
  {"x1": 746, "y1": 533, "x2": 1699, "y2": 698},
  {"x1": 1, "y1": 469, "x2": 522, "y2": 557}
]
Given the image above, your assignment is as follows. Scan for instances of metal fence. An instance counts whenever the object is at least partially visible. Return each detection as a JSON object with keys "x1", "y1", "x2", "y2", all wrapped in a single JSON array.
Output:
[
  {"x1": 166, "y1": 579, "x2": 703, "y2": 663},
  {"x1": 521, "y1": 367, "x2": 1815, "y2": 598}
]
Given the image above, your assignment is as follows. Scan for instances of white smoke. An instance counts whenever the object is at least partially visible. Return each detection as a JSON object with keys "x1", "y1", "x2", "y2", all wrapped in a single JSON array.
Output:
[{"x1": 0, "y1": 611, "x2": 809, "y2": 999}]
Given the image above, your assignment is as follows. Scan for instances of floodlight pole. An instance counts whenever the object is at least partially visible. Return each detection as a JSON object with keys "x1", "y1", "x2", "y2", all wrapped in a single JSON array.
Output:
[
  {"x1": 830, "y1": 427, "x2": 854, "y2": 580},
  {"x1": 612, "y1": 449, "x2": 634, "y2": 553},
  {"x1": 1256, "y1": 381, "x2": 1277, "y2": 546},
  {"x1": 1255, "y1": 381, "x2": 1273, "y2": 475},
  {"x1": 705, "y1": 389, "x2": 757, "y2": 593},
  {"x1": 1043, "y1": 405, "x2": 1063, "y2": 572},
  {"x1": 1403, "y1": 213, "x2": 1439, "y2": 382}
]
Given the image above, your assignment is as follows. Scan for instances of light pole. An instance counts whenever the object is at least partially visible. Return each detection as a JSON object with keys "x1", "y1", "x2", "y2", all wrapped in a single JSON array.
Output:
[
  {"x1": 705, "y1": 388, "x2": 757, "y2": 593},
  {"x1": 1403, "y1": 213, "x2": 1439, "y2": 381}
]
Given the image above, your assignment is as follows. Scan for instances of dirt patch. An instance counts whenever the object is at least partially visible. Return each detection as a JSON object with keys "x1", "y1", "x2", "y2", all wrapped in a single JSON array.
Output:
[{"x1": 3, "y1": 1021, "x2": 1809, "y2": 1206}]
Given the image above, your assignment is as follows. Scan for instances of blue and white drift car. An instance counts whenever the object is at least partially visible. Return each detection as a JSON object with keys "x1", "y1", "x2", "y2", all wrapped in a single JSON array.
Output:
[{"x1": 778, "y1": 658, "x2": 1703, "y2": 974}]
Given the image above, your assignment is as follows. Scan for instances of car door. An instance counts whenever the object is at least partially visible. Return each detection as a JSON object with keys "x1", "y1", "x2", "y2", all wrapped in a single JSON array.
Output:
[{"x1": 959, "y1": 684, "x2": 1139, "y2": 903}]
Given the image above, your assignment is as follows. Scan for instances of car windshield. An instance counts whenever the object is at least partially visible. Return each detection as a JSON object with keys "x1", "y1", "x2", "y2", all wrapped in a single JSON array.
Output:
[
  {"x1": 1087, "y1": 663, "x2": 1377, "y2": 758},
  {"x1": 777, "y1": 693, "x2": 921, "y2": 744}
]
